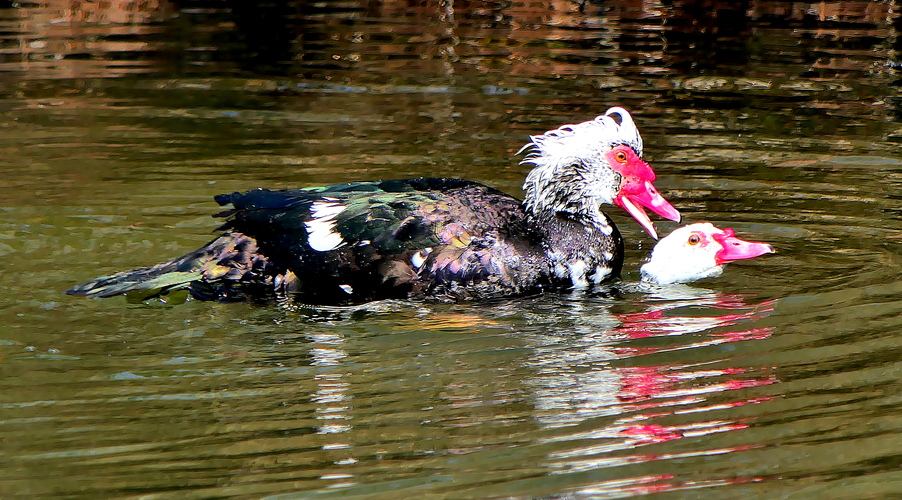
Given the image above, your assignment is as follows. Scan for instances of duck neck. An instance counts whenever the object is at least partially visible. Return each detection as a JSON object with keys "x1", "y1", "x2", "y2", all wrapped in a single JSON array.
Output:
[{"x1": 525, "y1": 206, "x2": 624, "y2": 289}]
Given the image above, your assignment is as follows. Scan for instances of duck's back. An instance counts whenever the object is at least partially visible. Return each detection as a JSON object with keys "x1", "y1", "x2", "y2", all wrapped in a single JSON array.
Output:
[
  {"x1": 66, "y1": 178, "x2": 554, "y2": 304},
  {"x1": 211, "y1": 177, "x2": 553, "y2": 303}
]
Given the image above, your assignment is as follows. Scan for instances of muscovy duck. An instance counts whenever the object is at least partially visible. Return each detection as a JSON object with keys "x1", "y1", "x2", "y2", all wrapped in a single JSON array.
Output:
[
  {"x1": 640, "y1": 223, "x2": 774, "y2": 285},
  {"x1": 66, "y1": 107, "x2": 681, "y2": 304}
]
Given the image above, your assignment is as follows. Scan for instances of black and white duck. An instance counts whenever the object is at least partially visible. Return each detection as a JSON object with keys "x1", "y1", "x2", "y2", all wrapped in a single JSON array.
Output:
[{"x1": 66, "y1": 107, "x2": 681, "y2": 304}]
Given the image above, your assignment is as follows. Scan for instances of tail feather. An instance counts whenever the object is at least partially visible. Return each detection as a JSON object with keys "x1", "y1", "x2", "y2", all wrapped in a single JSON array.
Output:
[
  {"x1": 64, "y1": 233, "x2": 273, "y2": 301},
  {"x1": 65, "y1": 253, "x2": 206, "y2": 299}
]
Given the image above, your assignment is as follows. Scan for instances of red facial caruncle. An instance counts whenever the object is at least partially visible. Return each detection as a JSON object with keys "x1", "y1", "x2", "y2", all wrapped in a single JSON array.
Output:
[{"x1": 606, "y1": 145, "x2": 681, "y2": 239}]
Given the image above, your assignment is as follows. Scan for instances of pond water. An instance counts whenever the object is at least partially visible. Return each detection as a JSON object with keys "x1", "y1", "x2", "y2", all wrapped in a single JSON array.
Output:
[{"x1": 3, "y1": 0, "x2": 902, "y2": 498}]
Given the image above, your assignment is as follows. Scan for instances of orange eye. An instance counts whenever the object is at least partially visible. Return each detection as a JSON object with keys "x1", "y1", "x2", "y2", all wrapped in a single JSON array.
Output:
[
  {"x1": 614, "y1": 150, "x2": 628, "y2": 163},
  {"x1": 688, "y1": 234, "x2": 701, "y2": 245}
]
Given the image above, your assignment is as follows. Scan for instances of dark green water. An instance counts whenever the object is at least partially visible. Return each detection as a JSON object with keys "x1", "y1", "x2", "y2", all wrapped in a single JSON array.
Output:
[{"x1": 3, "y1": 1, "x2": 902, "y2": 498}]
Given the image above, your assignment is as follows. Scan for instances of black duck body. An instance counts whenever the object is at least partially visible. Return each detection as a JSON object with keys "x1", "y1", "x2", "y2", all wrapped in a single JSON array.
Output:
[{"x1": 65, "y1": 108, "x2": 679, "y2": 305}]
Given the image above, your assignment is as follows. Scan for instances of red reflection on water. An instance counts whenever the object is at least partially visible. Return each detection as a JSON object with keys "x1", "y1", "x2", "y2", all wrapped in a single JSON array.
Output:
[
  {"x1": 711, "y1": 327, "x2": 772, "y2": 342},
  {"x1": 616, "y1": 364, "x2": 777, "y2": 403},
  {"x1": 614, "y1": 296, "x2": 775, "y2": 341},
  {"x1": 537, "y1": 291, "x2": 779, "y2": 485},
  {"x1": 577, "y1": 473, "x2": 678, "y2": 497},
  {"x1": 617, "y1": 365, "x2": 682, "y2": 402},
  {"x1": 587, "y1": 293, "x2": 778, "y2": 465},
  {"x1": 576, "y1": 471, "x2": 766, "y2": 497},
  {"x1": 620, "y1": 424, "x2": 683, "y2": 443}
]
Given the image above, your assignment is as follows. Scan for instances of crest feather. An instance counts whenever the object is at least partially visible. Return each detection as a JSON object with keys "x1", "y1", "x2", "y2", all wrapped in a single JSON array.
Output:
[{"x1": 519, "y1": 107, "x2": 644, "y2": 164}]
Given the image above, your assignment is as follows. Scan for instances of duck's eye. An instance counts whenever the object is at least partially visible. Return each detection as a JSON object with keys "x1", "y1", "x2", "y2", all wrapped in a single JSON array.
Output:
[
  {"x1": 614, "y1": 150, "x2": 628, "y2": 163},
  {"x1": 688, "y1": 234, "x2": 701, "y2": 245}
]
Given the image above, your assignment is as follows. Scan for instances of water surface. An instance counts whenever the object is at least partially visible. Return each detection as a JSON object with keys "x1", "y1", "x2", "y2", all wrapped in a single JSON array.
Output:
[{"x1": 2, "y1": 0, "x2": 902, "y2": 498}]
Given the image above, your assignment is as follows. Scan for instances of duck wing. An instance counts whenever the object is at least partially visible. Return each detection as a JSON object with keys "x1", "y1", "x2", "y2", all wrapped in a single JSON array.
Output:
[
  {"x1": 213, "y1": 177, "x2": 549, "y2": 303},
  {"x1": 66, "y1": 178, "x2": 551, "y2": 304}
]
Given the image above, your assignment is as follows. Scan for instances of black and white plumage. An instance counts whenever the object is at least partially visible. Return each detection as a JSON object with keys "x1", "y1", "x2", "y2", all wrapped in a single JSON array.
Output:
[{"x1": 66, "y1": 107, "x2": 681, "y2": 305}]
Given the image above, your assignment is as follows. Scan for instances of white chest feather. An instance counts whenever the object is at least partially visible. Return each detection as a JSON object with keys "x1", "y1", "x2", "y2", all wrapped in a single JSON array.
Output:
[{"x1": 549, "y1": 253, "x2": 612, "y2": 289}]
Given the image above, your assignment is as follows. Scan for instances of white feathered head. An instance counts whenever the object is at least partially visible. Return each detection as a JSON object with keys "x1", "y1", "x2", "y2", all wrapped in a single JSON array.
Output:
[{"x1": 521, "y1": 107, "x2": 679, "y2": 239}]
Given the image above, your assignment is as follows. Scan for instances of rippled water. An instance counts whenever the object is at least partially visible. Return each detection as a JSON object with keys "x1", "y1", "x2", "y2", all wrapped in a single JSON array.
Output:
[{"x1": 3, "y1": 0, "x2": 902, "y2": 498}]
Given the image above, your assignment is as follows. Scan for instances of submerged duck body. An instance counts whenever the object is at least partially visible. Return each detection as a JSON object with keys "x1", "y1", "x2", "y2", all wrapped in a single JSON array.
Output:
[{"x1": 66, "y1": 108, "x2": 681, "y2": 304}]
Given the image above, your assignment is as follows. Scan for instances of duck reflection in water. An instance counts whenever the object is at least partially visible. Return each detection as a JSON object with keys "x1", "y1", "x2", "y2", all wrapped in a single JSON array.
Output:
[{"x1": 526, "y1": 286, "x2": 777, "y2": 487}]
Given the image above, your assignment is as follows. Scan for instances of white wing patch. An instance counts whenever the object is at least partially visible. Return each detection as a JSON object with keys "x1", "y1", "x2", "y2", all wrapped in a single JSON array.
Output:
[
  {"x1": 305, "y1": 201, "x2": 346, "y2": 252},
  {"x1": 411, "y1": 247, "x2": 433, "y2": 269}
]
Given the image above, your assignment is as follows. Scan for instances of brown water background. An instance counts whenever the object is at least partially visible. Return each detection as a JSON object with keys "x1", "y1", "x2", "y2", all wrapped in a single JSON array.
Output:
[{"x1": 3, "y1": 0, "x2": 902, "y2": 498}]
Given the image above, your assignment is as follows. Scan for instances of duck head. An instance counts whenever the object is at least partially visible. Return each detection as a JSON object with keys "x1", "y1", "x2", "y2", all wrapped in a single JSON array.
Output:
[
  {"x1": 520, "y1": 107, "x2": 681, "y2": 239},
  {"x1": 640, "y1": 223, "x2": 775, "y2": 285}
]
